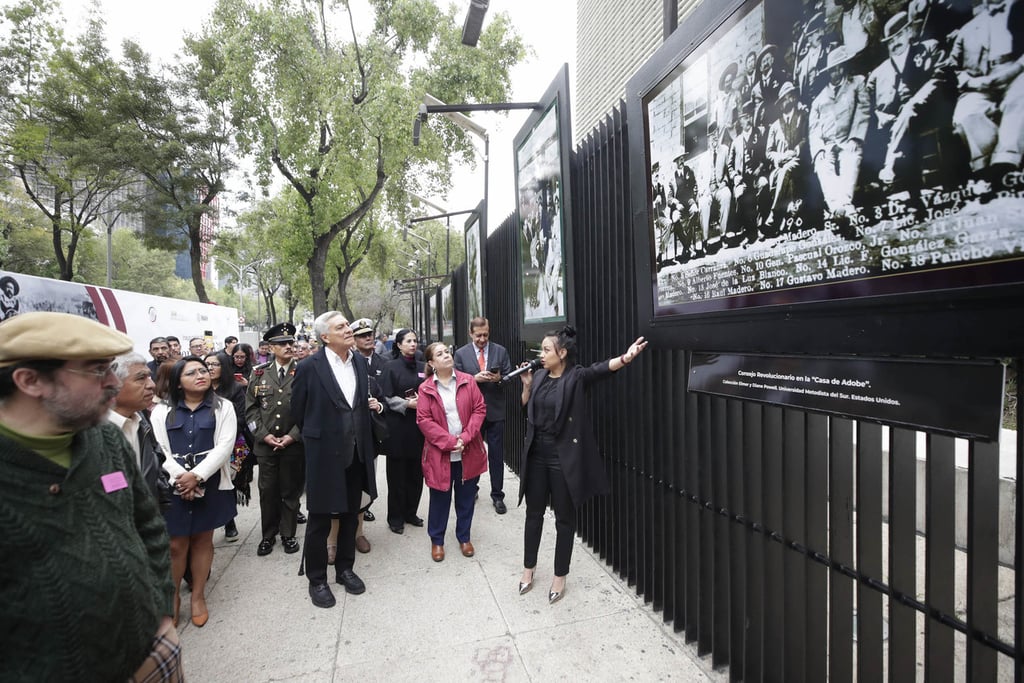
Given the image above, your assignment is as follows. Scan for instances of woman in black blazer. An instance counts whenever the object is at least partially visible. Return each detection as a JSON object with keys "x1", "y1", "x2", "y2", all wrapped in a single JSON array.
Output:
[
  {"x1": 517, "y1": 325, "x2": 647, "y2": 604},
  {"x1": 380, "y1": 329, "x2": 427, "y2": 534}
]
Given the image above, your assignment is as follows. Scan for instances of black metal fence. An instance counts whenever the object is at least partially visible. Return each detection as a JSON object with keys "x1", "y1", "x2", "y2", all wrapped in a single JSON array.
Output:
[{"x1": 475, "y1": 101, "x2": 1021, "y2": 681}]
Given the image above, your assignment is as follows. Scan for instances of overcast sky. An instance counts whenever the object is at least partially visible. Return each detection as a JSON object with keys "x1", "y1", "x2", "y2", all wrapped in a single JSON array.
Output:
[{"x1": 58, "y1": 0, "x2": 577, "y2": 233}]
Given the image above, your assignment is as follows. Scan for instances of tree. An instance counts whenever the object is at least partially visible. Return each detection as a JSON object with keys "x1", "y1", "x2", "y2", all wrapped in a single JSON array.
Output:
[
  {"x1": 112, "y1": 39, "x2": 236, "y2": 303},
  {"x1": 196, "y1": 0, "x2": 525, "y2": 315},
  {"x1": 0, "y1": 4, "x2": 136, "y2": 280}
]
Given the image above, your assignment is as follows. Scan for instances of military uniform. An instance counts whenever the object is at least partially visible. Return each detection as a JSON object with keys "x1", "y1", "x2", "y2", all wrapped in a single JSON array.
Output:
[{"x1": 246, "y1": 323, "x2": 305, "y2": 555}]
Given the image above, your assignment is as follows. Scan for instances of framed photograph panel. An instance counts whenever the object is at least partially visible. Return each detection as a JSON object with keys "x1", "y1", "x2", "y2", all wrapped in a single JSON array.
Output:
[
  {"x1": 625, "y1": 0, "x2": 1024, "y2": 355},
  {"x1": 515, "y1": 64, "x2": 575, "y2": 341},
  {"x1": 464, "y1": 201, "x2": 486, "y2": 321},
  {"x1": 440, "y1": 282, "x2": 454, "y2": 345}
]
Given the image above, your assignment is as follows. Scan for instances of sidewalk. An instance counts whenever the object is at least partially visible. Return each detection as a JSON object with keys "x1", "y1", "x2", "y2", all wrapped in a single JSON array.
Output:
[{"x1": 177, "y1": 458, "x2": 726, "y2": 682}]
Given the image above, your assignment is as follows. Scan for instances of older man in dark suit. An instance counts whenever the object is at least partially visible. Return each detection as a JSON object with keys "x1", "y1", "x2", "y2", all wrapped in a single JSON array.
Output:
[
  {"x1": 291, "y1": 311, "x2": 383, "y2": 608},
  {"x1": 453, "y1": 317, "x2": 512, "y2": 514}
]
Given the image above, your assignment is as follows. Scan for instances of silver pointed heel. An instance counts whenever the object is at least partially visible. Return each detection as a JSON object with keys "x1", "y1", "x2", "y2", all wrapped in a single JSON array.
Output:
[
  {"x1": 548, "y1": 577, "x2": 566, "y2": 604},
  {"x1": 519, "y1": 568, "x2": 534, "y2": 595}
]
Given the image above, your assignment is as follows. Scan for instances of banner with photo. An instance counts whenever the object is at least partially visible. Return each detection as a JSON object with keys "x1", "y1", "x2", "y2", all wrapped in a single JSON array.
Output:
[
  {"x1": 638, "y1": 0, "x2": 1023, "y2": 317},
  {"x1": 465, "y1": 207, "x2": 485, "y2": 321},
  {"x1": 514, "y1": 65, "x2": 574, "y2": 340}
]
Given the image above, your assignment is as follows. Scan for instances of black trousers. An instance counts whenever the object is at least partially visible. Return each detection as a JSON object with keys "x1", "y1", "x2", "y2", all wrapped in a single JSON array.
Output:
[
  {"x1": 386, "y1": 456, "x2": 423, "y2": 527},
  {"x1": 523, "y1": 436, "x2": 576, "y2": 577},
  {"x1": 256, "y1": 445, "x2": 304, "y2": 540},
  {"x1": 304, "y1": 459, "x2": 365, "y2": 584}
]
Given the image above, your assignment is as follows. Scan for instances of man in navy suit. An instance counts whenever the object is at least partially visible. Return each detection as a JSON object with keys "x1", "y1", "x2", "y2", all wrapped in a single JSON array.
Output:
[
  {"x1": 453, "y1": 317, "x2": 513, "y2": 514},
  {"x1": 291, "y1": 311, "x2": 383, "y2": 608}
]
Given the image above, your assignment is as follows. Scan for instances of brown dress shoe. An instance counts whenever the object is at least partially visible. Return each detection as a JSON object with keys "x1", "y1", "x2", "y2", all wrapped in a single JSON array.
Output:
[
  {"x1": 355, "y1": 535, "x2": 371, "y2": 554},
  {"x1": 431, "y1": 544, "x2": 445, "y2": 562},
  {"x1": 460, "y1": 541, "x2": 475, "y2": 557}
]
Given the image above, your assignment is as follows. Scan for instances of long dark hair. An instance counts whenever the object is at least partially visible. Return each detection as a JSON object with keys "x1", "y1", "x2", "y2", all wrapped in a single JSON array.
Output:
[
  {"x1": 545, "y1": 325, "x2": 578, "y2": 366},
  {"x1": 165, "y1": 358, "x2": 219, "y2": 424},
  {"x1": 231, "y1": 343, "x2": 255, "y2": 378},
  {"x1": 391, "y1": 329, "x2": 416, "y2": 358},
  {"x1": 204, "y1": 351, "x2": 239, "y2": 397}
]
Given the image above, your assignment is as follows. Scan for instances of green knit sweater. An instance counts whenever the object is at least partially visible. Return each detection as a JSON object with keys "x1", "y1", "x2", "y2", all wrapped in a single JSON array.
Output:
[{"x1": 0, "y1": 423, "x2": 174, "y2": 682}]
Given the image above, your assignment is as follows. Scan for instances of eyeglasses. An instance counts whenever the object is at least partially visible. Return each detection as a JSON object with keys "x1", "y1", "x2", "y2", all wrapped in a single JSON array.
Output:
[
  {"x1": 205, "y1": 361, "x2": 221, "y2": 367},
  {"x1": 60, "y1": 364, "x2": 115, "y2": 379},
  {"x1": 272, "y1": 341, "x2": 295, "y2": 347},
  {"x1": 182, "y1": 367, "x2": 211, "y2": 377}
]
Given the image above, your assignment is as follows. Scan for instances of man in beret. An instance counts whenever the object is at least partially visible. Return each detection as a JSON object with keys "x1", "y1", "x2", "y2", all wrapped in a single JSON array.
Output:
[
  {"x1": 0, "y1": 312, "x2": 180, "y2": 680},
  {"x1": 246, "y1": 321, "x2": 304, "y2": 556}
]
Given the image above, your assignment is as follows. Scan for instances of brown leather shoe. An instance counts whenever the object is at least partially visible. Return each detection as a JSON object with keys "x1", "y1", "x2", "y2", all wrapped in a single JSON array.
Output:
[
  {"x1": 355, "y1": 535, "x2": 371, "y2": 554},
  {"x1": 431, "y1": 544, "x2": 445, "y2": 562},
  {"x1": 459, "y1": 541, "x2": 475, "y2": 557}
]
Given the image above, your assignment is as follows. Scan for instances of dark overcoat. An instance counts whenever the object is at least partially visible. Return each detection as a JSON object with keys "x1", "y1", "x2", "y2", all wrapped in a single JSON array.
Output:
[
  {"x1": 290, "y1": 349, "x2": 378, "y2": 514},
  {"x1": 518, "y1": 360, "x2": 614, "y2": 508}
]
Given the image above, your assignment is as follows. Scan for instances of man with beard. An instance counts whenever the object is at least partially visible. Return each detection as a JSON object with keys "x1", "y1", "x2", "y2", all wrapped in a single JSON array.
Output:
[
  {"x1": 147, "y1": 336, "x2": 170, "y2": 380},
  {"x1": 0, "y1": 312, "x2": 179, "y2": 681}
]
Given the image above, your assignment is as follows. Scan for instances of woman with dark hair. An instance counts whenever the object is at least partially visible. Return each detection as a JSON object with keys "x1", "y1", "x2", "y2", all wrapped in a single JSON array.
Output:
[
  {"x1": 152, "y1": 357, "x2": 238, "y2": 627},
  {"x1": 205, "y1": 351, "x2": 253, "y2": 538},
  {"x1": 416, "y1": 342, "x2": 487, "y2": 562},
  {"x1": 517, "y1": 326, "x2": 647, "y2": 604},
  {"x1": 230, "y1": 343, "x2": 256, "y2": 387},
  {"x1": 380, "y1": 328, "x2": 426, "y2": 534}
]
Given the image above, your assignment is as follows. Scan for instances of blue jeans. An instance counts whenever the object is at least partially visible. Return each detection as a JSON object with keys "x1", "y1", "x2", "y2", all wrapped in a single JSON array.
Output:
[{"x1": 427, "y1": 460, "x2": 479, "y2": 545}]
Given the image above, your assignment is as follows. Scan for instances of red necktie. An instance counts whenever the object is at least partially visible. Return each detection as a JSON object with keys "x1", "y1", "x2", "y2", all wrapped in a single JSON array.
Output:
[{"x1": 478, "y1": 347, "x2": 486, "y2": 372}]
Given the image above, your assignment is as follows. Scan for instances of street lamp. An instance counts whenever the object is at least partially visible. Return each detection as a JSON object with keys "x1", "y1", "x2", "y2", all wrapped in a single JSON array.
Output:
[
  {"x1": 217, "y1": 258, "x2": 265, "y2": 328},
  {"x1": 413, "y1": 94, "x2": 541, "y2": 231}
]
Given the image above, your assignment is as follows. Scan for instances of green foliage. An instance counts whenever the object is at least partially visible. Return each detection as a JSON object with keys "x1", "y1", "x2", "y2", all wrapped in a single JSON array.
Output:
[{"x1": 196, "y1": 0, "x2": 525, "y2": 314}]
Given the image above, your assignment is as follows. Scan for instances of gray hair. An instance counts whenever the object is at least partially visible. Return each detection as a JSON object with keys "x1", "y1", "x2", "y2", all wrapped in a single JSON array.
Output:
[
  {"x1": 313, "y1": 311, "x2": 344, "y2": 342},
  {"x1": 112, "y1": 352, "x2": 148, "y2": 382}
]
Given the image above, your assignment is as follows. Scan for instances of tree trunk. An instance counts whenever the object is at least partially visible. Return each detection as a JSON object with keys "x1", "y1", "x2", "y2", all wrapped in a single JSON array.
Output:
[{"x1": 308, "y1": 244, "x2": 330, "y2": 315}]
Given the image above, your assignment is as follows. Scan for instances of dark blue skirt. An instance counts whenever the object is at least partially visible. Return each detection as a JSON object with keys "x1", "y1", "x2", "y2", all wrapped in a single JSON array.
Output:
[{"x1": 164, "y1": 468, "x2": 236, "y2": 537}]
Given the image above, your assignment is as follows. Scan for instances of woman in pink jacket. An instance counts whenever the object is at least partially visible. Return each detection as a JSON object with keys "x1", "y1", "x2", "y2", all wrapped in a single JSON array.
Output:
[{"x1": 416, "y1": 342, "x2": 488, "y2": 562}]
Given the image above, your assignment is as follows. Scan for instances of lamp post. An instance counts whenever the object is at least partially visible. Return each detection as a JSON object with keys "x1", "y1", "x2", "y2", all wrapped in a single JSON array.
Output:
[
  {"x1": 413, "y1": 95, "x2": 541, "y2": 232},
  {"x1": 217, "y1": 258, "x2": 264, "y2": 329}
]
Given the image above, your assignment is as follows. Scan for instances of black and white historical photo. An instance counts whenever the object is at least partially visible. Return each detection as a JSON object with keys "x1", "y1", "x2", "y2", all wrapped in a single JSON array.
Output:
[
  {"x1": 644, "y1": 0, "x2": 1024, "y2": 315},
  {"x1": 465, "y1": 213, "x2": 484, "y2": 320},
  {"x1": 516, "y1": 102, "x2": 567, "y2": 324}
]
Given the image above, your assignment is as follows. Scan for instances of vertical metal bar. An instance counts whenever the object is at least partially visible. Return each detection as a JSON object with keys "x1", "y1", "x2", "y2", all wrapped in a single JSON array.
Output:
[
  {"x1": 967, "y1": 439, "x2": 999, "y2": 682},
  {"x1": 697, "y1": 392, "x2": 714, "y2": 655},
  {"x1": 727, "y1": 399, "x2": 746, "y2": 682},
  {"x1": 762, "y1": 405, "x2": 784, "y2": 681},
  {"x1": 742, "y1": 401, "x2": 764, "y2": 681},
  {"x1": 1016, "y1": 357, "x2": 1023, "y2": 683},
  {"x1": 783, "y1": 409, "x2": 807, "y2": 683},
  {"x1": 711, "y1": 395, "x2": 730, "y2": 668},
  {"x1": 685, "y1": 370, "x2": 701, "y2": 642},
  {"x1": 674, "y1": 348, "x2": 688, "y2": 634},
  {"x1": 888, "y1": 427, "x2": 917, "y2": 682},
  {"x1": 856, "y1": 422, "x2": 883, "y2": 681},
  {"x1": 829, "y1": 417, "x2": 855, "y2": 683},
  {"x1": 663, "y1": 0, "x2": 678, "y2": 39},
  {"x1": 805, "y1": 413, "x2": 828, "y2": 682},
  {"x1": 925, "y1": 434, "x2": 956, "y2": 683}
]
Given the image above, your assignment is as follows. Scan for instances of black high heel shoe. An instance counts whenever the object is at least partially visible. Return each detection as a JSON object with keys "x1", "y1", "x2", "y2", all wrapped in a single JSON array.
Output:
[{"x1": 519, "y1": 569, "x2": 534, "y2": 595}]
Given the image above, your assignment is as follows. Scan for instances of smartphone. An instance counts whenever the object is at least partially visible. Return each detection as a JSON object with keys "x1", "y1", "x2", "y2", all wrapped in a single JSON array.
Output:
[
  {"x1": 489, "y1": 366, "x2": 501, "y2": 374},
  {"x1": 234, "y1": 372, "x2": 244, "y2": 381},
  {"x1": 404, "y1": 388, "x2": 417, "y2": 399}
]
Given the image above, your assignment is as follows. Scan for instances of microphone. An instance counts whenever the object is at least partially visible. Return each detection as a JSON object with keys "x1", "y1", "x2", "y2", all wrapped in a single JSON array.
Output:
[{"x1": 500, "y1": 358, "x2": 543, "y2": 383}]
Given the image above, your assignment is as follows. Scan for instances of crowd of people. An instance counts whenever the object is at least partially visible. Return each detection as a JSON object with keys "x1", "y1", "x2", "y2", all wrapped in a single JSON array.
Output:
[
  {"x1": 0, "y1": 308, "x2": 646, "y2": 679},
  {"x1": 654, "y1": 0, "x2": 1023, "y2": 265}
]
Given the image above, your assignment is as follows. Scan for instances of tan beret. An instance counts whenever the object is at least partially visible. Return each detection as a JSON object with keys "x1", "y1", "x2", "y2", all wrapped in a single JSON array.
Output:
[{"x1": 0, "y1": 312, "x2": 133, "y2": 367}]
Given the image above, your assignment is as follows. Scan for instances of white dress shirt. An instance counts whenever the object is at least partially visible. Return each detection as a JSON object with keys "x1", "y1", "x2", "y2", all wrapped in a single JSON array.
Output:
[{"x1": 325, "y1": 346, "x2": 357, "y2": 407}]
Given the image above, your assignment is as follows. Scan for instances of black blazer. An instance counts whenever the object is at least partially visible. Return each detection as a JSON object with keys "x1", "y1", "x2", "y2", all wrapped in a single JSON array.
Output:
[
  {"x1": 518, "y1": 361, "x2": 615, "y2": 508},
  {"x1": 453, "y1": 341, "x2": 512, "y2": 422},
  {"x1": 291, "y1": 348, "x2": 378, "y2": 514}
]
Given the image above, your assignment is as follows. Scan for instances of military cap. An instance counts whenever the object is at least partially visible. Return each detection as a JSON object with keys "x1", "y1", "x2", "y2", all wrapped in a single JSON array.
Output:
[
  {"x1": 263, "y1": 322, "x2": 297, "y2": 344},
  {"x1": 351, "y1": 318, "x2": 374, "y2": 336},
  {"x1": 0, "y1": 312, "x2": 133, "y2": 367}
]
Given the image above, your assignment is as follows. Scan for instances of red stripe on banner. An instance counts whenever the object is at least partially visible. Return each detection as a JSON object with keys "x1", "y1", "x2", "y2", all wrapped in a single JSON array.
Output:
[
  {"x1": 84, "y1": 286, "x2": 110, "y2": 326},
  {"x1": 99, "y1": 287, "x2": 127, "y2": 333}
]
